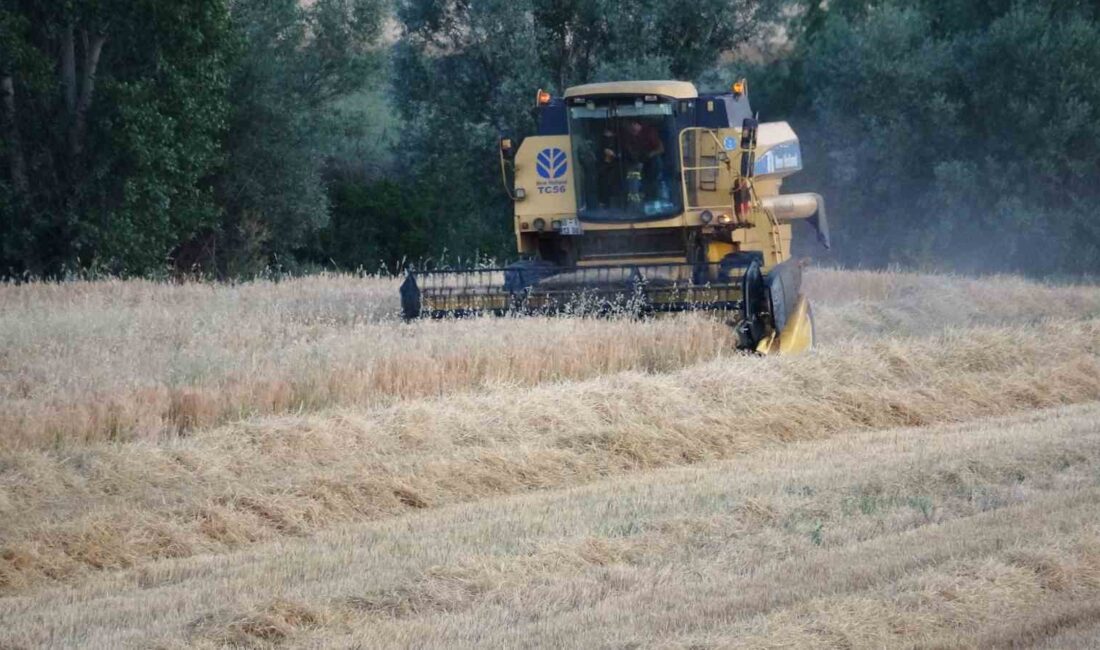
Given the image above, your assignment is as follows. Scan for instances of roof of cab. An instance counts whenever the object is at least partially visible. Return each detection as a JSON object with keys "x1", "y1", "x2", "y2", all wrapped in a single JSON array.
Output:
[{"x1": 563, "y1": 80, "x2": 698, "y2": 100}]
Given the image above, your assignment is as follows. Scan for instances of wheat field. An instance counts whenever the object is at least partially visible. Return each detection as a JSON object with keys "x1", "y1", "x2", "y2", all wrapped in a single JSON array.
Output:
[{"x1": 2, "y1": 268, "x2": 1100, "y2": 648}]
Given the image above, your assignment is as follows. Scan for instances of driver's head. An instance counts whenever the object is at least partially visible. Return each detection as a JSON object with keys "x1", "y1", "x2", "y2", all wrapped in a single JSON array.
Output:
[{"x1": 628, "y1": 120, "x2": 643, "y2": 135}]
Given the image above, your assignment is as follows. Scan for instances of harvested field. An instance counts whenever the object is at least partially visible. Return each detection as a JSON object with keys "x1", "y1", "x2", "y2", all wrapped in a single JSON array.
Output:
[{"x1": 2, "y1": 268, "x2": 1100, "y2": 648}]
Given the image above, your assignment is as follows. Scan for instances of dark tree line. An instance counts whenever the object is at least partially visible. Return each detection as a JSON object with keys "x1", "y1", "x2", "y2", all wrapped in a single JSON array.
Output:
[
  {"x1": 3, "y1": 1, "x2": 1100, "y2": 278},
  {"x1": 759, "y1": 0, "x2": 1100, "y2": 275},
  {"x1": 0, "y1": 0, "x2": 384, "y2": 277},
  {"x1": 1, "y1": 1, "x2": 231, "y2": 275}
]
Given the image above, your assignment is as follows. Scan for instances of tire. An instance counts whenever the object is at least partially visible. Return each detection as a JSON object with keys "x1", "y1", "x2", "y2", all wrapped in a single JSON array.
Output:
[{"x1": 766, "y1": 259, "x2": 802, "y2": 334}]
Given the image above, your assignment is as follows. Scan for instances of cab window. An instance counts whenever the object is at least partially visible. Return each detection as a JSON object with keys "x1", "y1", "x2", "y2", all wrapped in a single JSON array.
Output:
[{"x1": 568, "y1": 99, "x2": 682, "y2": 222}]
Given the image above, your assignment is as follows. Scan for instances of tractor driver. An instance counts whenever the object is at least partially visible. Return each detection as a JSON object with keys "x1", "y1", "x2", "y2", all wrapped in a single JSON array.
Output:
[{"x1": 621, "y1": 119, "x2": 667, "y2": 201}]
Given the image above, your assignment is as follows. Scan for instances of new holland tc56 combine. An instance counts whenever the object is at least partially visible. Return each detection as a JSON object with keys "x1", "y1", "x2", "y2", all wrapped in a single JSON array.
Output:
[{"x1": 400, "y1": 79, "x2": 829, "y2": 354}]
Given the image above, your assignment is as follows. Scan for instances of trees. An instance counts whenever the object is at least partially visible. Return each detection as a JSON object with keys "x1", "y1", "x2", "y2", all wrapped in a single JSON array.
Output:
[
  {"x1": 767, "y1": 0, "x2": 1100, "y2": 274},
  {"x1": 205, "y1": 0, "x2": 387, "y2": 276},
  {"x1": 4, "y1": 0, "x2": 1100, "y2": 277},
  {"x1": 0, "y1": 1, "x2": 231, "y2": 276},
  {"x1": 0, "y1": 0, "x2": 388, "y2": 277}
]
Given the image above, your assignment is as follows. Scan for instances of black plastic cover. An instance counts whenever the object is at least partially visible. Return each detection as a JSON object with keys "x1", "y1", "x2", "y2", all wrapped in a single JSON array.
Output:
[
  {"x1": 695, "y1": 93, "x2": 753, "y2": 129},
  {"x1": 536, "y1": 99, "x2": 569, "y2": 135}
]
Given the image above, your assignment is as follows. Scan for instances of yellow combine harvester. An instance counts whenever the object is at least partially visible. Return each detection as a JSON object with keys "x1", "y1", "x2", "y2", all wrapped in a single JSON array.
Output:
[{"x1": 401, "y1": 79, "x2": 829, "y2": 353}]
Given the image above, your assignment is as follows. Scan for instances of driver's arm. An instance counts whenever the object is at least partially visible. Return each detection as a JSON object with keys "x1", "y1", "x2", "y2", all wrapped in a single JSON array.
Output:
[{"x1": 646, "y1": 128, "x2": 665, "y2": 159}]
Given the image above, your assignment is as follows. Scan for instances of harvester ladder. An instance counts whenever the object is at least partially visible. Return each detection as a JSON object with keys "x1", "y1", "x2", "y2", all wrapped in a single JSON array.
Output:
[{"x1": 678, "y1": 128, "x2": 733, "y2": 214}]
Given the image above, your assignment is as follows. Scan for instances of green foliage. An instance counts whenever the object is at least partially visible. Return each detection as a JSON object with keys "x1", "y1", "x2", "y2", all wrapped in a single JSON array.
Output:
[
  {"x1": 204, "y1": 0, "x2": 387, "y2": 276},
  {"x1": 6, "y1": 0, "x2": 1100, "y2": 278},
  {"x1": 387, "y1": 0, "x2": 544, "y2": 264},
  {"x1": 317, "y1": 179, "x2": 432, "y2": 272},
  {"x1": 0, "y1": 0, "x2": 231, "y2": 276},
  {"x1": 0, "y1": 0, "x2": 388, "y2": 278},
  {"x1": 591, "y1": 56, "x2": 673, "y2": 83},
  {"x1": 101, "y1": 49, "x2": 229, "y2": 272},
  {"x1": 763, "y1": 0, "x2": 1100, "y2": 274}
]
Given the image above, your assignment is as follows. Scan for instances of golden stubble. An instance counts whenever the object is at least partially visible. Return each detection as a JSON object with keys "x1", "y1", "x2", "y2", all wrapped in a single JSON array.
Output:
[{"x1": 2, "y1": 269, "x2": 1100, "y2": 647}]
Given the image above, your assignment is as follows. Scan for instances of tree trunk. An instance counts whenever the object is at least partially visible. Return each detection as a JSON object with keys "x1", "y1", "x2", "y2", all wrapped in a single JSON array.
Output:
[
  {"x1": 61, "y1": 24, "x2": 77, "y2": 115},
  {"x1": 1, "y1": 73, "x2": 28, "y2": 195},
  {"x1": 70, "y1": 30, "x2": 106, "y2": 158}
]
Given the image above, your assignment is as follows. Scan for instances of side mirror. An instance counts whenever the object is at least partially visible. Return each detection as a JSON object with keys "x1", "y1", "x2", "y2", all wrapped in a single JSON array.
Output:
[
  {"x1": 739, "y1": 118, "x2": 758, "y2": 178},
  {"x1": 498, "y1": 136, "x2": 519, "y2": 200}
]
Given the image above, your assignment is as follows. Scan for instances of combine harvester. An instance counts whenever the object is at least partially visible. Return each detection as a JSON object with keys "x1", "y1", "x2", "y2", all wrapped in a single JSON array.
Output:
[{"x1": 401, "y1": 79, "x2": 829, "y2": 354}]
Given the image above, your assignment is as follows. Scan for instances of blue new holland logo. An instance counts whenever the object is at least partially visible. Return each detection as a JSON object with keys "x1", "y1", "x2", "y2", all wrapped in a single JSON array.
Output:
[
  {"x1": 754, "y1": 141, "x2": 803, "y2": 176},
  {"x1": 536, "y1": 148, "x2": 568, "y2": 179}
]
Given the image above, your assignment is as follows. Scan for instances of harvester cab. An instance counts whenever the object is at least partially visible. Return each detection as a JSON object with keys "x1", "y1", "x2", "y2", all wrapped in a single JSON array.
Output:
[{"x1": 401, "y1": 79, "x2": 830, "y2": 354}]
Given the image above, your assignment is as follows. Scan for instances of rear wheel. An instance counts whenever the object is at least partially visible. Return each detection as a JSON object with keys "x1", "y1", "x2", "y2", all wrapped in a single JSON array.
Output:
[{"x1": 766, "y1": 259, "x2": 802, "y2": 334}]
